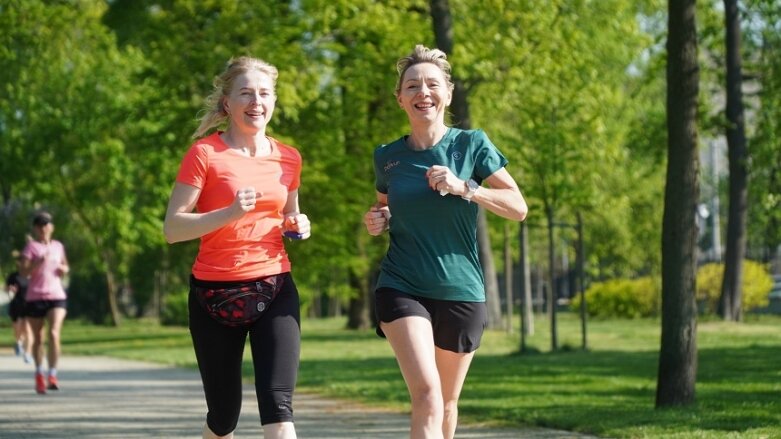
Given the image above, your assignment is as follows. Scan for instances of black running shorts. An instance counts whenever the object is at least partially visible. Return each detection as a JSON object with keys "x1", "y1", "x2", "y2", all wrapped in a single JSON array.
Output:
[{"x1": 374, "y1": 287, "x2": 487, "y2": 353}]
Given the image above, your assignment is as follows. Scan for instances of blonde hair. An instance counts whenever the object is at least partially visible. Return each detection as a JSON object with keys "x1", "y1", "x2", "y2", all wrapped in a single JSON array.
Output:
[
  {"x1": 193, "y1": 56, "x2": 279, "y2": 138},
  {"x1": 394, "y1": 44, "x2": 455, "y2": 98}
]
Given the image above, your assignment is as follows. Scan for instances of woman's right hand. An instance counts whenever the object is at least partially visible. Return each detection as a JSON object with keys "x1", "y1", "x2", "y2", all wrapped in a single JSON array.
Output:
[
  {"x1": 363, "y1": 204, "x2": 390, "y2": 236},
  {"x1": 231, "y1": 187, "x2": 262, "y2": 218}
]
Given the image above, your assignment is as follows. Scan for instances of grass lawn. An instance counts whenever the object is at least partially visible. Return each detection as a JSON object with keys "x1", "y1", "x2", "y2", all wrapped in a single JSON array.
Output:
[{"x1": 1, "y1": 311, "x2": 778, "y2": 438}]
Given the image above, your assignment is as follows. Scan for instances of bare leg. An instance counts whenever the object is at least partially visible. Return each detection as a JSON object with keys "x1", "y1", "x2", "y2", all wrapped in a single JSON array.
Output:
[
  {"x1": 19, "y1": 318, "x2": 32, "y2": 356},
  {"x1": 381, "y1": 316, "x2": 444, "y2": 439},
  {"x1": 45, "y1": 307, "x2": 67, "y2": 370},
  {"x1": 435, "y1": 348, "x2": 476, "y2": 439},
  {"x1": 262, "y1": 421, "x2": 297, "y2": 439},
  {"x1": 27, "y1": 317, "x2": 46, "y2": 368},
  {"x1": 12, "y1": 319, "x2": 23, "y2": 348}
]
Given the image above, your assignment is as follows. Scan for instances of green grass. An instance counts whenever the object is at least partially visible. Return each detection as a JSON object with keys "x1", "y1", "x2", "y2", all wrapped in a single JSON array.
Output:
[{"x1": 2, "y1": 312, "x2": 779, "y2": 438}]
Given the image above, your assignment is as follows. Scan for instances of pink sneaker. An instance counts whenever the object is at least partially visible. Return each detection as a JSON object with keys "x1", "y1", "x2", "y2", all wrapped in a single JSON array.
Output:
[{"x1": 35, "y1": 373, "x2": 46, "y2": 394}]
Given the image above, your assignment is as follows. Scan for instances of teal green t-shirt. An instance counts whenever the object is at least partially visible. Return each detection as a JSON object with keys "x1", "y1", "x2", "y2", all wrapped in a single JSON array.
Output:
[{"x1": 373, "y1": 127, "x2": 508, "y2": 302}]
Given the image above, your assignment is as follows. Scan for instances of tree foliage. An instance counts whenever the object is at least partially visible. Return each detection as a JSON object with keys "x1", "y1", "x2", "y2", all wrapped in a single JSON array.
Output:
[{"x1": 2, "y1": 0, "x2": 778, "y2": 328}]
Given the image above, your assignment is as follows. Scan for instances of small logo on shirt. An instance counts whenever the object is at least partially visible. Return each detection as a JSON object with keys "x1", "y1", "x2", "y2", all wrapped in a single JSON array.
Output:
[
  {"x1": 384, "y1": 160, "x2": 401, "y2": 172},
  {"x1": 452, "y1": 151, "x2": 463, "y2": 161}
]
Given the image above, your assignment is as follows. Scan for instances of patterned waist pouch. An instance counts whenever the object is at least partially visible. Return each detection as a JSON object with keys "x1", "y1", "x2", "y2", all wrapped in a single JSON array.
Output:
[{"x1": 193, "y1": 274, "x2": 284, "y2": 327}]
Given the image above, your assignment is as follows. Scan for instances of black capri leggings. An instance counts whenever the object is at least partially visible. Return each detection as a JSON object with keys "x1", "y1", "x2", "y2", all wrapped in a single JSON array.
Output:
[{"x1": 188, "y1": 272, "x2": 301, "y2": 436}]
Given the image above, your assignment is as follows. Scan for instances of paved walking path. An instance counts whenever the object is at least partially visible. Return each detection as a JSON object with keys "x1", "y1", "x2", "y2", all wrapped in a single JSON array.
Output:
[{"x1": 0, "y1": 351, "x2": 596, "y2": 438}]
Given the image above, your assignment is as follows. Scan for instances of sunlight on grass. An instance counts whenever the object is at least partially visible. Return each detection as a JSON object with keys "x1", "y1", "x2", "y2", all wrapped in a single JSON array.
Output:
[{"x1": 2, "y1": 312, "x2": 779, "y2": 438}]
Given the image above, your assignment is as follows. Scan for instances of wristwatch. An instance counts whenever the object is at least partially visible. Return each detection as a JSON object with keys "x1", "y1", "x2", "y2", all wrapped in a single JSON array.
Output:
[{"x1": 461, "y1": 179, "x2": 479, "y2": 202}]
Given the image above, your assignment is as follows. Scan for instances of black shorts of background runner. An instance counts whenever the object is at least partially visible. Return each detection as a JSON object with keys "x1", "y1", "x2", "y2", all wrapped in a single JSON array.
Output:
[
  {"x1": 374, "y1": 287, "x2": 487, "y2": 353},
  {"x1": 9, "y1": 296, "x2": 27, "y2": 321},
  {"x1": 188, "y1": 272, "x2": 301, "y2": 436}
]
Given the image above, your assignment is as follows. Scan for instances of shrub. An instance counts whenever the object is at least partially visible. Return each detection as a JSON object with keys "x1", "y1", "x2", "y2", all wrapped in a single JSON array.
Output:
[
  {"x1": 696, "y1": 260, "x2": 772, "y2": 314},
  {"x1": 160, "y1": 289, "x2": 189, "y2": 327},
  {"x1": 571, "y1": 276, "x2": 660, "y2": 319}
]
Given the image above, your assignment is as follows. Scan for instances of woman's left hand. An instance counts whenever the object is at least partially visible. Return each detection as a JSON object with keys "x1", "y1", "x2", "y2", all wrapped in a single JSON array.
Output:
[
  {"x1": 426, "y1": 165, "x2": 464, "y2": 196},
  {"x1": 283, "y1": 213, "x2": 311, "y2": 240}
]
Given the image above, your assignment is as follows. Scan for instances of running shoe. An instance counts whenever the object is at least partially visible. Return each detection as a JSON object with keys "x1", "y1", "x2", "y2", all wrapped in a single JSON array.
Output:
[
  {"x1": 35, "y1": 373, "x2": 46, "y2": 394},
  {"x1": 14, "y1": 341, "x2": 22, "y2": 356},
  {"x1": 47, "y1": 375, "x2": 59, "y2": 391},
  {"x1": 23, "y1": 353, "x2": 33, "y2": 364}
]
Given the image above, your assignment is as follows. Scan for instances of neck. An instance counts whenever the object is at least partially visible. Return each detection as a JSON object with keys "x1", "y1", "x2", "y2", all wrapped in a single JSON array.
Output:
[
  {"x1": 223, "y1": 129, "x2": 270, "y2": 157},
  {"x1": 406, "y1": 123, "x2": 448, "y2": 150}
]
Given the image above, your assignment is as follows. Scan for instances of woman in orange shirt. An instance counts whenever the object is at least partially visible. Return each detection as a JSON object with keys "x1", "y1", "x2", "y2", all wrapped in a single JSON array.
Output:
[{"x1": 164, "y1": 56, "x2": 309, "y2": 439}]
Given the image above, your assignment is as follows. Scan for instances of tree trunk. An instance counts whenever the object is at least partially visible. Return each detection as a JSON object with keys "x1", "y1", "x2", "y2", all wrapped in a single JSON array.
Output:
[
  {"x1": 478, "y1": 209, "x2": 503, "y2": 327},
  {"x1": 504, "y1": 223, "x2": 513, "y2": 333},
  {"x1": 429, "y1": 0, "x2": 501, "y2": 327},
  {"x1": 102, "y1": 252, "x2": 121, "y2": 326},
  {"x1": 656, "y1": 0, "x2": 699, "y2": 408},
  {"x1": 347, "y1": 230, "x2": 371, "y2": 330},
  {"x1": 545, "y1": 205, "x2": 558, "y2": 351},
  {"x1": 520, "y1": 222, "x2": 534, "y2": 336},
  {"x1": 718, "y1": 0, "x2": 749, "y2": 322},
  {"x1": 577, "y1": 213, "x2": 587, "y2": 350}
]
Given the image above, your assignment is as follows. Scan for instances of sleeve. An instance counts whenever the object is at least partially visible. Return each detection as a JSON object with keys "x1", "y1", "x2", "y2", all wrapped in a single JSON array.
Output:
[
  {"x1": 21, "y1": 242, "x2": 35, "y2": 261},
  {"x1": 289, "y1": 147, "x2": 302, "y2": 191},
  {"x1": 373, "y1": 146, "x2": 388, "y2": 194},
  {"x1": 471, "y1": 129, "x2": 508, "y2": 183},
  {"x1": 175, "y1": 143, "x2": 209, "y2": 189}
]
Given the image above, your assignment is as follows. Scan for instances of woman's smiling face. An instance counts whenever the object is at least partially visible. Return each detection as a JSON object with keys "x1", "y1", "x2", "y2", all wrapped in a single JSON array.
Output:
[
  {"x1": 397, "y1": 62, "x2": 452, "y2": 124},
  {"x1": 224, "y1": 70, "x2": 277, "y2": 133}
]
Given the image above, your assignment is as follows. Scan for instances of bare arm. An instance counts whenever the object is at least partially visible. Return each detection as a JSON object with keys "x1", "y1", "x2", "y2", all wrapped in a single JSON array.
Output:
[
  {"x1": 57, "y1": 253, "x2": 70, "y2": 277},
  {"x1": 363, "y1": 192, "x2": 390, "y2": 236},
  {"x1": 428, "y1": 166, "x2": 527, "y2": 221},
  {"x1": 19, "y1": 257, "x2": 35, "y2": 278},
  {"x1": 282, "y1": 189, "x2": 311, "y2": 239},
  {"x1": 163, "y1": 182, "x2": 253, "y2": 243},
  {"x1": 471, "y1": 168, "x2": 528, "y2": 221}
]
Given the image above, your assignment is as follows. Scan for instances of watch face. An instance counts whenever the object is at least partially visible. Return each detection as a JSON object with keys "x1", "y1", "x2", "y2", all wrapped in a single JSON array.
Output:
[{"x1": 468, "y1": 179, "x2": 479, "y2": 191}]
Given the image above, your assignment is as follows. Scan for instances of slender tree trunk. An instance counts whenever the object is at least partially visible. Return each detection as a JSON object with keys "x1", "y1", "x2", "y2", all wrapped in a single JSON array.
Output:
[
  {"x1": 656, "y1": 0, "x2": 699, "y2": 408},
  {"x1": 545, "y1": 205, "x2": 558, "y2": 351},
  {"x1": 504, "y1": 223, "x2": 513, "y2": 333},
  {"x1": 102, "y1": 252, "x2": 121, "y2": 326},
  {"x1": 520, "y1": 222, "x2": 534, "y2": 336},
  {"x1": 429, "y1": 0, "x2": 501, "y2": 327},
  {"x1": 577, "y1": 213, "x2": 587, "y2": 350},
  {"x1": 347, "y1": 229, "x2": 371, "y2": 330},
  {"x1": 719, "y1": 0, "x2": 749, "y2": 322},
  {"x1": 478, "y1": 209, "x2": 503, "y2": 327}
]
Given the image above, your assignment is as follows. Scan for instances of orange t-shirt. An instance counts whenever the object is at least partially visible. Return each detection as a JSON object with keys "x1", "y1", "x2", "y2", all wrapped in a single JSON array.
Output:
[{"x1": 175, "y1": 132, "x2": 302, "y2": 281}]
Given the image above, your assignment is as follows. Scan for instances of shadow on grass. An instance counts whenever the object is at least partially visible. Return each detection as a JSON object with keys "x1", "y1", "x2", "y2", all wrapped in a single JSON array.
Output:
[{"x1": 296, "y1": 344, "x2": 781, "y2": 437}]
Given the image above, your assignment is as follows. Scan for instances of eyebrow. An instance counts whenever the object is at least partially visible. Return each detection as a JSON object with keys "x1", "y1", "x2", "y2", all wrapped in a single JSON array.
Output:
[
  {"x1": 403, "y1": 78, "x2": 440, "y2": 83},
  {"x1": 239, "y1": 86, "x2": 274, "y2": 91}
]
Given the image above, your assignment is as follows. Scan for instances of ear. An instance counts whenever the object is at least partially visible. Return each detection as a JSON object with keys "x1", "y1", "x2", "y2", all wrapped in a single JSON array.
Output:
[{"x1": 222, "y1": 97, "x2": 230, "y2": 114}]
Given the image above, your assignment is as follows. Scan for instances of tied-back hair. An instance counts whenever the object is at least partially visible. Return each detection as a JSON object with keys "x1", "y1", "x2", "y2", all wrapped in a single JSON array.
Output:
[
  {"x1": 394, "y1": 44, "x2": 455, "y2": 98},
  {"x1": 192, "y1": 56, "x2": 279, "y2": 138}
]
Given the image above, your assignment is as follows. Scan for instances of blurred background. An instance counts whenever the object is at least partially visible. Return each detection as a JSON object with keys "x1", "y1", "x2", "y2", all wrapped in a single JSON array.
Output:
[{"x1": 1, "y1": 0, "x2": 779, "y2": 329}]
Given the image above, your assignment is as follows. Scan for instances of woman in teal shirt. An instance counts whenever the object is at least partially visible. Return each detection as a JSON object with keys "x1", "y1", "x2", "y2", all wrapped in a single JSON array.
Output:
[{"x1": 363, "y1": 45, "x2": 528, "y2": 439}]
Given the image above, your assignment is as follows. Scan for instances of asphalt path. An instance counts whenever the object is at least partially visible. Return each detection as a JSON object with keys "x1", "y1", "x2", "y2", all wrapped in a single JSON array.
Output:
[{"x1": 0, "y1": 350, "x2": 597, "y2": 438}]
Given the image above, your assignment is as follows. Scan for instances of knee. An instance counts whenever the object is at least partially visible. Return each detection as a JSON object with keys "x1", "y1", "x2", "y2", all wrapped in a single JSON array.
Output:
[
  {"x1": 48, "y1": 330, "x2": 61, "y2": 344},
  {"x1": 443, "y1": 397, "x2": 459, "y2": 419},
  {"x1": 410, "y1": 385, "x2": 444, "y2": 415}
]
